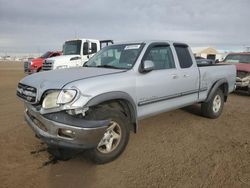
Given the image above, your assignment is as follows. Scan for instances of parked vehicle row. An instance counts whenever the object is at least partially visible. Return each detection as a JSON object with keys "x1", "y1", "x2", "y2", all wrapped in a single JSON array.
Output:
[
  {"x1": 42, "y1": 39, "x2": 113, "y2": 71},
  {"x1": 24, "y1": 39, "x2": 113, "y2": 74},
  {"x1": 17, "y1": 40, "x2": 236, "y2": 164},
  {"x1": 24, "y1": 51, "x2": 61, "y2": 74}
]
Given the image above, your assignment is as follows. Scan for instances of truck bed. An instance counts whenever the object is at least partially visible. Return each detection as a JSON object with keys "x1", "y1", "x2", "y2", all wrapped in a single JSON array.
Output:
[{"x1": 198, "y1": 64, "x2": 236, "y2": 101}]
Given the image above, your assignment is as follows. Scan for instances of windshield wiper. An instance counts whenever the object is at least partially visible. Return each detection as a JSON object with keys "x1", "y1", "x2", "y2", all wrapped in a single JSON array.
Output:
[{"x1": 96, "y1": 65, "x2": 123, "y2": 69}]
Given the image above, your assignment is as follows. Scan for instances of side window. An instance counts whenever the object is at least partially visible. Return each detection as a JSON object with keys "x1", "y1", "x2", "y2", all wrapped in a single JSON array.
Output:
[
  {"x1": 91, "y1": 43, "x2": 97, "y2": 54},
  {"x1": 144, "y1": 45, "x2": 175, "y2": 70},
  {"x1": 174, "y1": 45, "x2": 193, "y2": 68},
  {"x1": 83, "y1": 42, "x2": 88, "y2": 55}
]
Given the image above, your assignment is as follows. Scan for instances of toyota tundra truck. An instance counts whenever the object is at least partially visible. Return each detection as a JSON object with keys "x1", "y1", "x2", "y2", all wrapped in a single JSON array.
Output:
[
  {"x1": 42, "y1": 39, "x2": 113, "y2": 71},
  {"x1": 17, "y1": 40, "x2": 236, "y2": 164}
]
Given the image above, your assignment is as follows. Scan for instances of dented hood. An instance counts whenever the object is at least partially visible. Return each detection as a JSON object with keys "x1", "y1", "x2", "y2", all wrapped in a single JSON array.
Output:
[{"x1": 19, "y1": 67, "x2": 125, "y2": 99}]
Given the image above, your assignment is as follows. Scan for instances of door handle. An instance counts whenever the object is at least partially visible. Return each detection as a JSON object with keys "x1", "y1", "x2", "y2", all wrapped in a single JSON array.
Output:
[
  {"x1": 183, "y1": 74, "x2": 190, "y2": 78},
  {"x1": 172, "y1": 74, "x2": 178, "y2": 79}
]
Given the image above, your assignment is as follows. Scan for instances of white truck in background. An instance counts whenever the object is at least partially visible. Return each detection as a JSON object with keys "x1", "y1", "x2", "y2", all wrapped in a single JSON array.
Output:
[{"x1": 42, "y1": 39, "x2": 113, "y2": 71}]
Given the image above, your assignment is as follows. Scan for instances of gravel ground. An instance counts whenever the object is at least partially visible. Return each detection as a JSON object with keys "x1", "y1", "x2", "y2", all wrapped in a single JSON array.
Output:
[{"x1": 0, "y1": 62, "x2": 250, "y2": 188}]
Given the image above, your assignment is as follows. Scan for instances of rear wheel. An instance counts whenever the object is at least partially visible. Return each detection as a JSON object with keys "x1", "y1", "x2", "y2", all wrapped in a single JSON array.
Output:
[
  {"x1": 201, "y1": 89, "x2": 224, "y2": 119},
  {"x1": 85, "y1": 105, "x2": 130, "y2": 164}
]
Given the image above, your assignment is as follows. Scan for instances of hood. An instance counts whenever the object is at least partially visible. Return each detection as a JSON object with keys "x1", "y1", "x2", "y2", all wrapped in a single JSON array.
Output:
[
  {"x1": 31, "y1": 57, "x2": 44, "y2": 65},
  {"x1": 235, "y1": 63, "x2": 250, "y2": 72},
  {"x1": 47, "y1": 54, "x2": 81, "y2": 62},
  {"x1": 32, "y1": 57, "x2": 43, "y2": 62},
  {"x1": 19, "y1": 67, "x2": 125, "y2": 99}
]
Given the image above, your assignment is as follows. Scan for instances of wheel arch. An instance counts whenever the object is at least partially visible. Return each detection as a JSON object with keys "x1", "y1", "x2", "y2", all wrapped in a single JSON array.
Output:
[
  {"x1": 37, "y1": 67, "x2": 42, "y2": 72},
  {"x1": 205, "y1": 78, "x2": 229, "y2": 103},
  {"x1": 86, "y1": 91, "x2": 138, "y2": 133}
]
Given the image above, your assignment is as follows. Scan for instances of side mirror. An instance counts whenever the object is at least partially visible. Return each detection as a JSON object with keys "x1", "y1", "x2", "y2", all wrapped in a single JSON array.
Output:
[
  {"x1": 140, "y1": 60, "x2": 154, "y2": 73},
  {"x1": 87, "y1": 41, "x2": 92, "y2": 54}
]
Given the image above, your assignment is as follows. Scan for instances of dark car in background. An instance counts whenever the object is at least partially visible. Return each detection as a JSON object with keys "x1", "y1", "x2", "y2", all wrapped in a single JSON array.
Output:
[
  {"x1": 24, "y1": 51, "x2": 61, "y2": 74},
  {"x1": 195, "y1": 56, "x2": 215, "y2": 66}
]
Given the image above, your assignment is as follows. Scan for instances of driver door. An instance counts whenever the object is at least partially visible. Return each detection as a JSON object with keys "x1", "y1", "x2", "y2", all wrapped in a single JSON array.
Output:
[{"x1": 136, "y1": 43, "x2": 184, "y2": 119}]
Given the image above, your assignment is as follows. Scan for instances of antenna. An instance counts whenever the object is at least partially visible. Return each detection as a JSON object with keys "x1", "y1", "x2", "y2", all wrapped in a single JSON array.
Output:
[{"x1": 74, "y1": 30, "x2": 77, "y2": 39}]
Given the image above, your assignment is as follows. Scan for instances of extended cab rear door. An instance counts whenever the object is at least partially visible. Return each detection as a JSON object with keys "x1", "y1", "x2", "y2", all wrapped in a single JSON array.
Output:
[
  {"x1": 136, "y1": 42, "x2": 200, "y2": 119},
  {"x1": 173, "y1": 43, "x2": 200, "y2": 103}
]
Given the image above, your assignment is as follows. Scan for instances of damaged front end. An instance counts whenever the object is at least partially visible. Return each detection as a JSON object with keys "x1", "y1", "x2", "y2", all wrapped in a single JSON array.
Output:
[
  {"x1": 24, "y1": 105, "x2": 109, "y2": 149},
  {"x1": 17, "y1": 83, "x2": 110, "y2": 149},
  {"x1": 236, "y1": 71, "x2": 250, "y2": 92}
]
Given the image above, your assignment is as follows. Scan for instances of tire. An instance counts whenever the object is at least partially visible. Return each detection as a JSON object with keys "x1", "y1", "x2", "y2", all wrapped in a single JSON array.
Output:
[
  {"x1": 85, "y1": 105, "x2": 130, "y2": 164},
  {"x1": 201, "y1": 88, "x2": 224, "y2": 119}
]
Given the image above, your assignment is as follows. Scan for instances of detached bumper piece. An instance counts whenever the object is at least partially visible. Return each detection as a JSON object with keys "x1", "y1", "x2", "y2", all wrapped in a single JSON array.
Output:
[{"x1": 24, "y1": 107, "x2": 109, "y2": 149}]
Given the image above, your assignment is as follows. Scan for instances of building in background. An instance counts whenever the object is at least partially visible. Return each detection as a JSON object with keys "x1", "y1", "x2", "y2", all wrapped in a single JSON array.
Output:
[{"x1": 191, "y1": 47, "x2": 227, "y2": 61}]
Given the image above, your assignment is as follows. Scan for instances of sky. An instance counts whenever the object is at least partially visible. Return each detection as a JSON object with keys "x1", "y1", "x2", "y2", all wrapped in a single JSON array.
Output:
[{"x1": 0, "y1": 0, "x2": 250, "y2": 56}]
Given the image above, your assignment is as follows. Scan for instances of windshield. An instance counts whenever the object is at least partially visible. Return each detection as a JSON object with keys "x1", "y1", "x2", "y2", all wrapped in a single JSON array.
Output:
[
  {"x1": 63, "y1": 40, "x2": 81, "y2": 55},
  {"x1": 84, "y1": 43, "x2": 144, "y2": 69},
  {"x1": 224, "y1": 54, "x2": 250, "y2": 64},
  {"x1": 40, "y1": 52, "x2": 50, "y2": 58}
]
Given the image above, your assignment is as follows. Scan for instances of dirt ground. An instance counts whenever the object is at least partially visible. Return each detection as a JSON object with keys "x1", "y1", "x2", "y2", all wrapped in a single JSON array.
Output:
[{"x1": 0, "y1": 62, "x2": 250, "y2": 188}]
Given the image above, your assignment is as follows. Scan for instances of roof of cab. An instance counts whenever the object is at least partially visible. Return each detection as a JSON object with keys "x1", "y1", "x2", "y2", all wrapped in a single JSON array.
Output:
[
  {"x1": 227, "y1": 52, "x2": 250, "y2": 55},
  {"x1": 113, "y1": 40, "x2": 189, "y2": 46}
]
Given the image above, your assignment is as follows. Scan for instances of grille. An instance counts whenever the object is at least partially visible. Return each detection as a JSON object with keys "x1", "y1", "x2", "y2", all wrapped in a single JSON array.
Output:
[
  {"x1": 24, "y1": 61, "x2": 30, "y2": 72},
  {"x1": 16, "y1": 83, "x2": 37, "y2": 103},
  {"x1": 42, "y1": 60, "x2": 53, "y2": 71},
  {"x1": 237, "y1": 71, "x2": 248, "y2": 79}
]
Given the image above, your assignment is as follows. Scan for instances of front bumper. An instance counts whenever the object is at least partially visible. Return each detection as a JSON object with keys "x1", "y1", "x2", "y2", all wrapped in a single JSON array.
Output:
[
  {"x1": 24, "y1": 68, "x2": 38, "y2": 74},
  {"x1": 24, "y1": 106, "x2": 109, "y2": 149}
]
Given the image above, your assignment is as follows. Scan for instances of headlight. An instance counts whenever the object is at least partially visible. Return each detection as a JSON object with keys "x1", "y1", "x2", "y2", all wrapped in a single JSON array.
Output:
[
  {"x1": 56, "y1": 65, "x2": 68, "y2": 69},
  {"x1": 42, "y1": 89, "x2": 77, "y2": 109},
  {"x1": 42, "y1": 91, "x2": 60, "y2": 109},
  {"x1": 57, "y1": 89, "x2": 77, "y2": 104}
]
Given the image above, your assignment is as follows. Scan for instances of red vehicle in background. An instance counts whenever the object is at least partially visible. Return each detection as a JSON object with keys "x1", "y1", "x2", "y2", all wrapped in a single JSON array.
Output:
[
  {"x1": 24, "y1": 51, "x2": 61, "y2": 74},
  {"x1": 223, "y1": 52, "x2": 250, "y2": 94}
]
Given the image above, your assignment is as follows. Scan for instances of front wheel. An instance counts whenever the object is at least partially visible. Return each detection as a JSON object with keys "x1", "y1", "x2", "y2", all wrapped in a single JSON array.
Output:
[
  {"x1": 85, "y1": 105, "x2": 130, "y2": 164},
  {"x1": 201, "y1": 88, "x2": 224, "y2": 119}
]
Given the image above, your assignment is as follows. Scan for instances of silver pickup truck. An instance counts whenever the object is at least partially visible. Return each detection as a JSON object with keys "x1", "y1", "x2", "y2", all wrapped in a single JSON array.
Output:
[{"x1": 17, "y1": 41, "x2": 236, "y2": 164}]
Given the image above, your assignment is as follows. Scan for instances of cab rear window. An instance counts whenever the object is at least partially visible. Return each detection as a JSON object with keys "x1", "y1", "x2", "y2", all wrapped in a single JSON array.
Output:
[{"x1": 174, "y1": 45, "x2": 193, "y2": 68}]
